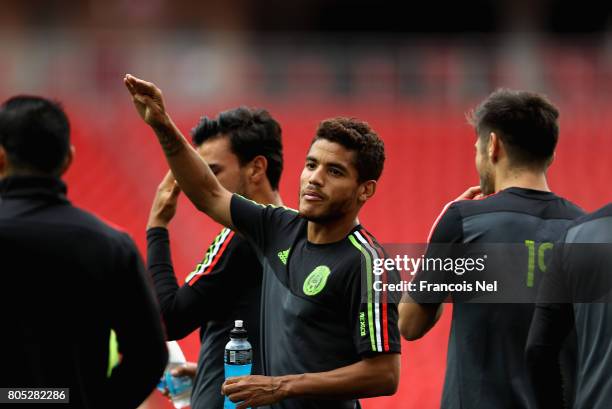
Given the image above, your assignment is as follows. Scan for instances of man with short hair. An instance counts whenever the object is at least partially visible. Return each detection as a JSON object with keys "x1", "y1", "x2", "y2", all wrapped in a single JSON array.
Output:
[
  {"x1": 146, "y1": 106, "x2": 284, "y2": 409},
  {"x1": 0, "y1": 95, "x2": 168, "y2": 408},
  {"x1": 125, "y1": 74, "x2": 401, "y2": 409},
  {"x1": 400, "y1": 89, "x2": 584, "y2": 409}
]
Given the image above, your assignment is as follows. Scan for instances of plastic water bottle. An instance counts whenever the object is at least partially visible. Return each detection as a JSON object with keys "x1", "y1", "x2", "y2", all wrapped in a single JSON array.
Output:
[
  {"x1": 157, "y1": 341, "x2": 193, "y2": 408},
  {"x1": 224, "y1": 320, "x2": 253, "y2": 409}
]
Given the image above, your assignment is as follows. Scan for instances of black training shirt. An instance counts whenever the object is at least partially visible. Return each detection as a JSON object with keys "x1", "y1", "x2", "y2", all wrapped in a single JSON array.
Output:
[{"x1": 230, "y1": 194, "x2": 400, "y2": 409}]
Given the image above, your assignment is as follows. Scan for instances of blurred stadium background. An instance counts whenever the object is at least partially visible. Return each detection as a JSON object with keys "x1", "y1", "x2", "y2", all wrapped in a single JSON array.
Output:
[{"x1": 2, "y1": 1, "x2": 612, "y2": 408}]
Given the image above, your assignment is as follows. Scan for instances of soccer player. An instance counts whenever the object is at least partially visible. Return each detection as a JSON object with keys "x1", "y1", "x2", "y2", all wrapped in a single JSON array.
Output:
[
  {"x1": 124, "y1": 74, "x2": 400, "y2": 409},
  {"x1": 526, "y1": 203, "x2": 612, "y2": 409},
  {"x1": 146, "y1": 107, "x2": 284, "y2": 409},
  {"x1": 399, "y1": 89, "x2": 584, "y2": 409},
  {"x1": 0, "y1": 96, "x2": 168, "y2": 408}
]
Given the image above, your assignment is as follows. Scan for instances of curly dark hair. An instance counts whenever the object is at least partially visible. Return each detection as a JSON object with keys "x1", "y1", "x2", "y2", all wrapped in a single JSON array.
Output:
[
  {"x1": 312, "y1": 117, "x2": 385, "y2": 182},
  {"x1": 191, "y1": 107, "x2": 283, "y2": 190}
]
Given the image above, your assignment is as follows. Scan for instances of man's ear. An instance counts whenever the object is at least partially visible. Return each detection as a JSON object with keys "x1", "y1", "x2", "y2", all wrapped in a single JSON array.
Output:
[
  {"x1": 248, "y1": 155, "x2": 268, "y2": 185},
  {"x1": 0, "y1": 146, "x2": 7, "y2": 177},
  {"x1": 59, "y1": 145, "x2": 75, "y2": 176},
  {"x1": 489, "y1": 132, "x2": 501, "y2": 163},
  {"x1": 358, "y1": 180, "x2": 377, "y2": 203}
]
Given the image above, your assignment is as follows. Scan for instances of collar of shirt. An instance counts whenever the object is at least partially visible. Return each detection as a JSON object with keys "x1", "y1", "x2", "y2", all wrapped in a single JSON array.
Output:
[{"x1": 0, "y1": 175, "x2": 69, "y2": 203}]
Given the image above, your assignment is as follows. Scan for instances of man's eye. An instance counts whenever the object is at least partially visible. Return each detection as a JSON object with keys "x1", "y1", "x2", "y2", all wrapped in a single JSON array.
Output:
[
  {"x1": 306, "y1": 162, "x2": 316, "y2": 170},
  {"x1": 329, "y1": 168, "x2": 342, "y2": 176}
]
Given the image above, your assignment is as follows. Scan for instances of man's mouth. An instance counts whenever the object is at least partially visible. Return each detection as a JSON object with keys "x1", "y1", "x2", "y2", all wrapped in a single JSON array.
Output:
[{"x1": 302, "y1": 190, "x2": 324, "y2": 201}]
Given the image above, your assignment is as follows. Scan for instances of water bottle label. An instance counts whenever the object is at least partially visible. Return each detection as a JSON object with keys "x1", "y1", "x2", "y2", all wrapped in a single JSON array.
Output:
[{"x1": 225, "y1": 349, "x2": 252, "y2": 365}]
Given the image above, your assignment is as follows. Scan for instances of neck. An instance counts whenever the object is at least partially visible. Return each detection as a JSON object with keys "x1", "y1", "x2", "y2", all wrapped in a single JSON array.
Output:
[
  {"x1": 307, "y1": 215, "x2": 359, "y2": 244},
  {"x1": 250, "y1": 189, "x2": 283, "y2": 207},
  {"x1": 495, "y1": 168, "x2": 550, "y2": 193}
]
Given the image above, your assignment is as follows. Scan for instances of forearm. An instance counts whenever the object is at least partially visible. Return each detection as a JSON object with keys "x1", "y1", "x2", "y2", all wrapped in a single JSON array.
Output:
[
  {"x1": 398, "y1": 301, "x2": 442, "y2": 341},
  {"x1": 147, "y1": 227, "x2": 210, "y2": 339},
  {"x1": 525, "y1": 303, "x2": 573, "y2": 409},
  {"x1": 525, "y1": 344, "x2": 565, "y2": 409},
  {"x1": 152, "y1": 117, "x2": 227, "y2": 220},
  {"x1": 278, "y1": 354, "x2": 399, "y2": 400}
]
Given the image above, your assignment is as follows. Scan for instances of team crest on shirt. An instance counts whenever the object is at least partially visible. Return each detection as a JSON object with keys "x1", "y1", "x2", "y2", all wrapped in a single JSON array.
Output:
[{"x1": 303, "y1": 265, "x2": 331, "y2": 296}]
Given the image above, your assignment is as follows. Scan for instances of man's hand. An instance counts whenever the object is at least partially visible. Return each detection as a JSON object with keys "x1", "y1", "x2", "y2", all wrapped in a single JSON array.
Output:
[
  {"x1": 222, "y1": 375, "x2": 289, "y2": 409},
  {"x1": 124, "y1": 74, "x2": 168, "y2": 129},
  {"x1": 455, "y1": 185, "x2": 483, "y2": 201},
  {"x1": 160, "y1": 362, "x2": 197, "y2": 398},
  {"x1": 148, "y1": 171, "x2": 181, "y2": 229}
]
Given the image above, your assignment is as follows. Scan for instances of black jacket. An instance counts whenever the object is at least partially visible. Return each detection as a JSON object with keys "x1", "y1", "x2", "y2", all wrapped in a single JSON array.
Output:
[{"x1": 0, "y1": 176, "x2": 167, "y2": 408}]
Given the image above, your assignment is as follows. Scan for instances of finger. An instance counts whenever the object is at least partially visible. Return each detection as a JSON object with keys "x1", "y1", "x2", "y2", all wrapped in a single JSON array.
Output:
[
  {"x1": 170, "y1": 367, "x2": 183, "y2": 376},
  {"x1": 236, "y1": 399, "x2": 254, "y2": 409},
  {"x1": 222, "y1": 378, "x2": 246, "y2": 395},
  {"x1": 224, "y1": 376, "x2": 246, "y2": 385},
  {"x1": 170, "y1": 181, "x2": 182, "y2": 197},
  {"x1": 134, "y1": 94, "x2": 156, "y2": 109},
  {"x1": 228, "y1": 390, "x2": 252, "y2": 403},
  {"x1": 126, "y1": 74, "x2": 157, "y2": 96},
  {"x1": 124, "y1": 77, "x2": 136, "y2": 95}
]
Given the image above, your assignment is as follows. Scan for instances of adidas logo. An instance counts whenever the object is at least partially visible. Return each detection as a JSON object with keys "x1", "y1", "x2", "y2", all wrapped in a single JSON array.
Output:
[{"x1": 277, "y1": 248, "x2": 290, "y2": 265}]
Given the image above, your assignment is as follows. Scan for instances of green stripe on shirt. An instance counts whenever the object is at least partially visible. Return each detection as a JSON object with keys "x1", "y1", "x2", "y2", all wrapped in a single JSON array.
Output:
[{"x1": 348, "y1": 234, "x2": 377, "y2": 352}]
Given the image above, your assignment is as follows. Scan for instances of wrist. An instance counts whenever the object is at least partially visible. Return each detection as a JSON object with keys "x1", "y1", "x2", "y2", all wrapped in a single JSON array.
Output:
[
  {"x1": 152, "y1": 113, "x2": 173, "y2": 132},
  {"x1": 147, "y1": 220, "x2": 169, "y2": 230},
  {"x1": 276, "y1": 374, "x2": 304, "y2": 399}
]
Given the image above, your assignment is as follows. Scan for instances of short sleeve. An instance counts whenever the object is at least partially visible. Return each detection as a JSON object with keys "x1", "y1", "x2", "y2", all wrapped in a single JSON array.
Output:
[
  {"x1": 347, "y1": 232, "x2": 401, "y2": 356},
  {"x1": 230, "y1": 194, "x2": 298, "y2": 256}
]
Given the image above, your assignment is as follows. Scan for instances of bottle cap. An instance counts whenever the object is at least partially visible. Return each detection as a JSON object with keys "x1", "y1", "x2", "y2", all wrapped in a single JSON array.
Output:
[{"x1": 230, "y1": 320, "x2": 248, "y2": 339}]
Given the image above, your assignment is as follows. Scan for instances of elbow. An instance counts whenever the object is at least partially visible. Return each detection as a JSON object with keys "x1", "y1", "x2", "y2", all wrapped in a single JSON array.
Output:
[
  {"x1": 378, "y1": 366, "x2": 400, "y2": 396},
  {"x1": 382, "y1": 373, "x2": 400, "y2": 396},
  {"x1": 399, "y1": 317, "x2": 427, "y2": 341},
  {"x1": 192, "y1": 184, "x2": 224, "y2": 215},
  {"x1": 375, "y1": 355, "x2": 400, "y2": 396},
  {"x1": 398, "y1": 303, "x2": 441, "y2": 341}
]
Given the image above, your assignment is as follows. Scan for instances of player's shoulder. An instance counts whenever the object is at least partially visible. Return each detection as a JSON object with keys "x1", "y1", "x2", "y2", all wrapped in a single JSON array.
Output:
[
  {"x1": 233, "y1": 193, "x2": 300, "y2": 224},
  {"x1": 63, "y1": 205, "x2": 137, "y2": 247},
  {"x1": 453, "y1": 188, "x2": 583, "y2": 220},
  {"x1": 346, "y1": 227, "x2": 387, "y2": 262},
  {"x1": 575, "y1": 203, "x2": 612, "y2": 225},
  {"x1": 565, "y1": 203, "x2": 612, "y2": 242},
  {"x1": 449, "y1": 190, "x2": 513, "y2": 217}
]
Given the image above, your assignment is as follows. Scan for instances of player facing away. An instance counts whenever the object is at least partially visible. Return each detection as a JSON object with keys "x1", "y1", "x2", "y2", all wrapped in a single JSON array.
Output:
[
  {"x1": 0, "y1": 96, "x2": 168, "y2": 408},
  {"x1": 526, "y1": 203, "x2": 612, "y2": 409},
  {"x1": 399, "y1": 89, "x2": 584, "y2": 409},
  {"x1": 146, "y1": 107, "x2": 284, "y2": 408},
  {"x1": 124, "y1": 74, "x2": 400, "y2": 409}
]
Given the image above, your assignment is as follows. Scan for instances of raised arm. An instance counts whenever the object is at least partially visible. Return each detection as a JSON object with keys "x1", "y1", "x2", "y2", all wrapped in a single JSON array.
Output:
[{"x1": 124, "y1": 74, "x2": 233, "y2": 227}]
